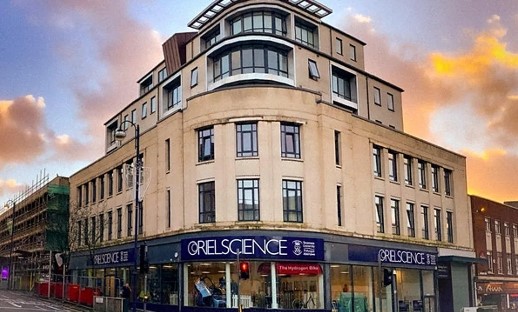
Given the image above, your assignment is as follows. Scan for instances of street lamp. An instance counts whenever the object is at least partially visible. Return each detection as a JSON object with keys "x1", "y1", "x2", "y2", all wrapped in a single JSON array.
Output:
[
  {"x1": 115, "y1": 120, "x2": 141, "y2": 312},
  {"x1": 4, "y1": 199, "x2": 16, "y2": 290}
]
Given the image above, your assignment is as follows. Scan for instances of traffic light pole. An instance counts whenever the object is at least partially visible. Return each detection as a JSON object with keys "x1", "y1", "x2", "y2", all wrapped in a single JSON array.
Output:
[{"x1": 236, "y1": 249, "x2": 241, "y2": 312}]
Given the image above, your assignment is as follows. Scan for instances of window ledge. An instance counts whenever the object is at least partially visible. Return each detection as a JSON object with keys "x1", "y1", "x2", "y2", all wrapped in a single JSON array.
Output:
[{"x1": 209, "y1": 73, "x2": 294, "y2": 91}]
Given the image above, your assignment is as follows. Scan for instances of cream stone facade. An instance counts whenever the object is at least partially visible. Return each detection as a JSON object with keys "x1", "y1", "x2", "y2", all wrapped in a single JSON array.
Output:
[{"x1": 69, "y1": 1, "x2": 476, "y2": 311}]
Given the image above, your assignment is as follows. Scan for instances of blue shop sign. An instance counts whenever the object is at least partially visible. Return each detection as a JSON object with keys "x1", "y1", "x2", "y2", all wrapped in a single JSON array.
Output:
[
  {"x1": 182, "y1": 236, "x2": 324, "y2": 261},
  {"x1": 88, "y1": 248, "x2": 135, "y2": 267},
  {"x1": 348, "y1": 245, "x2": 437, "y2": 267}
]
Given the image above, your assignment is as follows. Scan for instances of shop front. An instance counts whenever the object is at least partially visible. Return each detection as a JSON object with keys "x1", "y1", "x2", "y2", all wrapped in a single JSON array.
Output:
[
  {"x1": 181, "y1": 235, "x2": 325, "y2": 310},
  {"x1": 476, "y1": 281, "x2": 518, "y2": 310}
]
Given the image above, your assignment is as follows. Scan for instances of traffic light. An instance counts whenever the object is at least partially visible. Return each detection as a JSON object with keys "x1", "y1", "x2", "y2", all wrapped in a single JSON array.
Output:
[
  {"x1": 383, "y1": 268, "x2": 393, "y2": 287},
  {"x1": 239, "y1": 261, "x2": 250, "y2": 280},
  {"x1": 140, "y1": 244, "x2": 149, "y2": 274}
]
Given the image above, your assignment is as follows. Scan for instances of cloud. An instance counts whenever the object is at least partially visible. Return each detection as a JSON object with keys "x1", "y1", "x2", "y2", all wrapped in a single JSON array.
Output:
[
  {"x1": 0, "y1": 96, "x2": 47, "y2": 165},
  {"x1": 338, "y1": 11, "x2": 518, "y2": 202},
  {"x1": 0, "y1": 179, "x2": 24, "y2": 202},
  {"x1": 42, "y1": 0, "x2": 164, "y2": 157}
]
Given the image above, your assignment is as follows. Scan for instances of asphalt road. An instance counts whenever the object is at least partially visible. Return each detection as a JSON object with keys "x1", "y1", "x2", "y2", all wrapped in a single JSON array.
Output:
[{"x1": 0, "y1": 290, "x2": 87, "y2": 312}]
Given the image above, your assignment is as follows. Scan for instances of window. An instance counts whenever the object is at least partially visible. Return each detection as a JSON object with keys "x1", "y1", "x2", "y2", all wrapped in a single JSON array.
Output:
[
  {"x1": 91, "y1": 216, "x2": 96, "y2": 243},
  {"x1": 213, "y1": 45, "x2": 288, "y2": 81},
  {"x1": 77, "y1": 186, "x2": 82, "y2": 207},
  {"x1": 191, "y1": 67, "x2": 198, "y2": 87},
  {"x1": 199, "y1": 182, "x2": 215, "y2": 223},
  {"x1": 434, "y1": 208, "x2": 442, "y2": 241},
  {"x1": 198, "y1": 127, "x2": 214, "y2": 162},
  {"x1": 107, "y1": 121, "x2": 119, "y2": 147},
  {"x1": 349, "y1": 44, "x2": 357, "y2": 61},
  {"x1": 295, "y1": 20, "x2": 318, "y2": 48},
  {"x1": 142, "y1": 102, "x2": 147, "y2": 119},
  {"x1": 391, "y1": 199, "x2": 400, "y2": 235},
  {"x1": 444, "y1": 169, "x2": 452, "y2": 196},
  {"x1": 373, "y1": 145, "x2": 382, "y2": 177},
  {"x1": 431, "y1": 165, "x2": 439, "y2": 192},
  {"x1": 108, "y1": 211, "x2": 113, "y2": 240},
  {"x1": 99, "y1": 213, "x2": 104, "y2": 242},
  {"x1": 150, "y1": 96, "x2": 156, "y2": 114},
  {"x1": 138, "y1": 203, "x2": 143, "y2": 234},
  {"x1": 514, "y1": 224, "x2": 518, "y2": 237},
  {"x1": 374, "y1": 87, "x2": 381, "y2": 106},
  {"x1": 202, "y1": 26, "x2": 221, "y2": 50},
  {"x1": 165, "y1": 139, "x2": 171, "y2": 171},
  {"x1": 123, "y1": 115, "x2": 129, "y2": 130},
  {"x1": 237, "y1": 179, "x2": 260, "y2": 221},
  {"x1": 99, "y1": 175, "x2": 105, "y2": 200},
  {"x1": 283, "y1": 180, "x2": 303, "y2": 223},
  {"x1": 418, "y1": 160, "x2": 427, "y2": 189},
  {"x1": 487, "y1": 251, "x2": 494, "y2": 273},
  {"x1": 127, "y1": 204, "x2": 133, "y2": 237},
  {"x1": 387, "y1": 93, "x2": 395, "y2": 111},
  {"x1": 140, "y1": 75, "x2": 153, "y2": 95},
  {"x1": 231, "y1": 11, "x2": 287, "y2": 36},
  {"x1": 281, "y1": 123, "x2": 301, "y2": 158},
  {"x1": 334, "y1": 131, "x2": 341, "y2": 166},
  {"x1": 158, "y1": 68, "x2": 167, "y2": 82},
  {"x1": 308, "y1": 59, "x2": 320, "y2": 79},
  {"x1": 336, "y1": 38, "x2": 343, "y2": 55},
  {"x1": 446, "y1": 211, "x2": 454, "y2": 243},
  {"x1": 421, "y1": 205, "x2": 429, "y2": 239},
  {"x1": 117, "y1": 166, "x2": 123, "y2": 192},
  {"x1": 166, "y1": 79, "x2": 181, "y2": 111},
  {"x1": 495, "y1": 220, "x2": 501, "y2": 235},
  {"x1": 332, "y1": 67, "x2": 357, "y2": 103},
  {"x1": 404, "y1": 156, "x2": 413, "y2": 186},
  {"x1": 236, "y1": 123, "x2": 258, "y2": 157},
  {"x1": 485, "y1": 218, "x2": 491, "y2": 232},
  {"x1": 84, "y1": 183, "x2": 89, "y2": 205},
  {"x1": 166, "y1": 189, "x2": 171, "y2": 228},
  {"x1": 388, "y1": 151, "x2": 398, "y2": 182},
  {"x1": 375, "y1": 195, "x2": 384, "y2": 233},
  {"x1": 507, "y1": 254, "x2": 512, "y2": 275},
  {"x1": 406, "y1": 203, "x2": 415, "y2": 237},
  {"x1": 497, "y1": 252, "x2": 503, "y2": 274},
  {"x1": 108, "y1": 170, "x2": 114, "y2": 196},
  {"x1": 125, "y1": 160, "x2": 134, "y2": 189},
  {"x1": 505, "y1": 222, "x2": 510, "y2": 236},
  {"x1": 84, "y1": 218, "x2": 89, "y2": 245},
  {"x1": 77, "y1": 220, "x2": 82, "y2": 246},
  {"x1": 131, "y1": 109, "x2": 137, "y2": 124},
  {"x1": 117, "y1": 208, "x2": 122, "y2": 239},
  {"x1": 337, "y1": 185, "x2": 343, "y2": 227},
  {"x1": 92, "y1": 179, "x2": 97, "y2": 203}
]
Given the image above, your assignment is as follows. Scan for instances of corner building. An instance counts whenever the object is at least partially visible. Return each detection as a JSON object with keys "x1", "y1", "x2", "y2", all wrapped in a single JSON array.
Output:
[{"x1": 69, "y1": 1, "x2": 476, "y2": 311}]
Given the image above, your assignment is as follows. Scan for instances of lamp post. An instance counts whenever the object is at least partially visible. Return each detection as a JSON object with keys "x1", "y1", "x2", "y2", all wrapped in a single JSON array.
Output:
[
  {"x1": 4, "y1": 199, "x2": 16, "y2": 290},
  {"x1": 115, "y1": 120, "x2": 141, "y2": 312}
]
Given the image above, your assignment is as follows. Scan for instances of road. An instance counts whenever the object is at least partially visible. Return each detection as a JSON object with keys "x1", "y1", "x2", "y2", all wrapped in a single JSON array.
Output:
[{"x1": 0, "y1": 290, "x2": 87, "y2": 312}]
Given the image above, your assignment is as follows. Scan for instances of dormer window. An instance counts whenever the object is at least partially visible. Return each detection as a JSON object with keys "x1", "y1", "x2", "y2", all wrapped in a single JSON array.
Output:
[
  {"x1": 140, "y1": 75, "x2": 153, "y2": 95},
  {"x1": 164, "y1": 77, "x2": 182, "y2": 112},
  {"x1": 231, "y1": 11, "x2": 287, "y2": 36},
  {"x1": 295, "y1": 18, "x2": 318, "y2": 49},
  {"x1": 202, "y1": 26, "x2": 221, "y2": 50}
]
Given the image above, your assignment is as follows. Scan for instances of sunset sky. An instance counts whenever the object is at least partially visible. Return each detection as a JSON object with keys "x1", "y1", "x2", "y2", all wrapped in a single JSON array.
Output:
[{"x1": 1, "y1": 0, "x2": 518, "y2": 207}]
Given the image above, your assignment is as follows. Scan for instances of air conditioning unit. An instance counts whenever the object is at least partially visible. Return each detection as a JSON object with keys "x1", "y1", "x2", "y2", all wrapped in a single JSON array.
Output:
[{"x1": 460, "y1": 308, "x2": 477, "y2": 312}]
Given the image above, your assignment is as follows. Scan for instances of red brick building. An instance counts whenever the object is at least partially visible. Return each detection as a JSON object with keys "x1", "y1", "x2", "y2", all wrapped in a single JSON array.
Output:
[{"x1": 471, "y1": 195, "x2": 518, "y2": 310}]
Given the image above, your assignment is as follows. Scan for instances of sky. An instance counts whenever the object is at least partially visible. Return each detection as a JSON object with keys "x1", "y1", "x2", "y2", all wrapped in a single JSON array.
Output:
[{"x1": 1, "y1": 0, "x2": 518, "y2": 208}]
